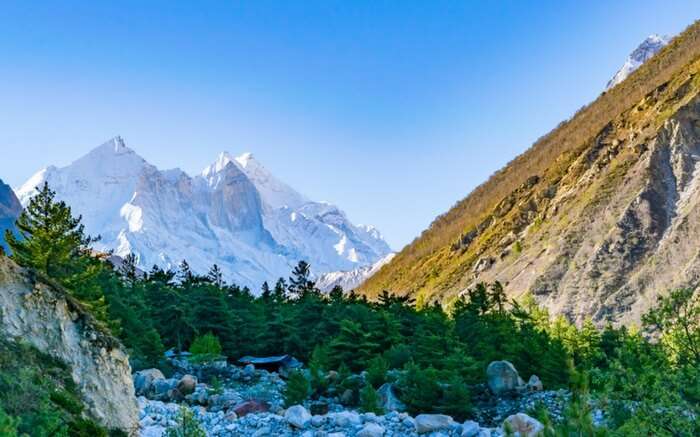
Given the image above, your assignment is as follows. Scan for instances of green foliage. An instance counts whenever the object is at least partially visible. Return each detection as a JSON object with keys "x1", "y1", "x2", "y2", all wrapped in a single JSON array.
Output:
[
  {"x1": 308, "y1": 344, "x2": 330, "y2": 394},
  {"x1": 165, "y1": 406, "x2": 206, "y2": 437},
  {"x1": 0, "y1": 407, "x2": 19, "y2": 437},
  {"x1": 359, "y1": 384, "x2": 383, "y2": 415},
  {"x1": 365, "y1": 356, "x2": 389, "y2": 388},
  {"x1": 208, "y1": 376, "x2": 223, "y2": 396},
  {"x1": 6, "y1": 182, "x2": 109, "y2": 323},
  {"x1": 284, "y1": 370, "x2": 311, "y2": 407},
  {"x1": 189, "y1": 333, "x2": 223, "y2": 363},
  {"x1": 0, "y1": 338, "x2": 107, "y2": 436},
  {"x1": 8, "y1": 192, "x2": 697, "y2": 434},
  {"x1": 642, "y1": 288, "x2": 699, "y2": 365}
]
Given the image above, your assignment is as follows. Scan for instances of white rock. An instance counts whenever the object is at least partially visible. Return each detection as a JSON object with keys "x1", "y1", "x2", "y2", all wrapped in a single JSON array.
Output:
[
  {"x1": 285, "y1": 405, "x2": 312, "y2": 428},
  {"x1": 461, "y1": 420, "x2": 480, "y2": 437},
  {"x1": 357, "y1": 422, "x2": 386, "y2": 437},
  {"x1": 332, "y1": 411, "x2": 363, "y2": 427},
  {"x1": 415, "y1": 414, "x2": 454, "y2": 433},
  {"x1": 502, "y1": 413, "x2": 545, "y2": 437}
]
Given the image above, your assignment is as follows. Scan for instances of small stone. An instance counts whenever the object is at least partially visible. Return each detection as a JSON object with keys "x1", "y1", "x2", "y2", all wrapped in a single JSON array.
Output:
[{"x1": 243, "y1": 363, "x2": 256, "y2": 378}]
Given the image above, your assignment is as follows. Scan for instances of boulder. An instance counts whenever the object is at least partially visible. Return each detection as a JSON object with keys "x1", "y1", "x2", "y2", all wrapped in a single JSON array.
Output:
[
  {"x1": 176, "y1": 374, "x2": 197, "y2": 395},
  {"x1": 285, "y1": 405, "x2": 312, "y2": 428},
  {"x1": 152, "y1": 378, "x2": 177, "y2": 399},
  {"x1": 527, "y1": 375, "x2": 543, "y2": 392},
  {"x1": 415, "y1": 414, "x2": 454, "y2": 433},
  {"x1": 340, "y1": 388, "x2": 355, "y2": 405},
  {"x1": 233, "y1": 400, "x2": 269, "y2": 417},
  {"x1": 133, "y1": 368, "x2": 165, "y2": 396},
  {"x1": 378, "y1": 383, "x2": 406, "y2": 412},
  {"x1": 461, "y1": 420, "x2": 480, "y2": 437},
  {"x1": 332, "y1": 410, "x2": 362, "y2": 427},
  {"x1": 357, "y1": 422, "x2": 386, "y2": 437},
  {"x1": 502, "y1": 413, "x2": 544, "y2": 437},
  {"x1": 486, "y1": 361, "x2": 525, "y2": 395}
]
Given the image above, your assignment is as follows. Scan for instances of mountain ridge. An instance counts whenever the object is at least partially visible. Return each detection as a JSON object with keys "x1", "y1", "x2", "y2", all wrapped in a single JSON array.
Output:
[
  {"x1": 17, "y1": 138, "x2": 391, "y2": 290},
  {"x1": 361, "y1": 21, "x2": 700, "y2": 325}
]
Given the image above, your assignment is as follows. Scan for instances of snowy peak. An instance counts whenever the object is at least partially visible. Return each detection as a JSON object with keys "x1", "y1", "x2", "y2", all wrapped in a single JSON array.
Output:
[
  {"x1": 233, "y1": 152, "x2": 308, "y2": 209},
  {"x1": 606, "y1": 34, "x2": 670, "y2": 90},
  {"x1": 18, "y1": 137, "x2": 392, "y2": 290}
]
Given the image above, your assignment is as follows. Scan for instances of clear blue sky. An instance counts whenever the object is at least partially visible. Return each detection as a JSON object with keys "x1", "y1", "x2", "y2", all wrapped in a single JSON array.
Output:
[{"x1": 1, "y1": 1, "x2": 698, "y2": 250}]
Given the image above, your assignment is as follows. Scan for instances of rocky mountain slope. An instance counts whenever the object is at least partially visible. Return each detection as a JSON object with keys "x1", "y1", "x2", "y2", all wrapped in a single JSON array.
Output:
[
  {"x1": 17, "y1": 139, "x2": 391, "y2": 290},
  {"x1": 0, "y1": 178, "x2": 21, "y2": 252},
  {"x1": 0, "y1": 255, "x2": 138, "y2": 433},
  {"x1": 362, "y1": 21, "x2": 700, "y2": 325},
  {"x1": 606, "y1": 34, "x2": 669, "y2": 90}
]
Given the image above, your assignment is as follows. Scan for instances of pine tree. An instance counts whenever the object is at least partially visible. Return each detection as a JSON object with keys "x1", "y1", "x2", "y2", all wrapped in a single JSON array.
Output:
[
  {"x1": 288, "y1": 260, "x2": 316, "y2": 298},
  {"x1": 206, "y1": 264, "x2": 225, "y2": 288},
  {"x1": 283, "y1": 370, "x2": 311, "y2": 407},
  {"x1": 5, "y1": 182, "x2": 108, "y2": 321},
  {"x1": 177, "y1": 260, "x2": 194, "y2": 285}
]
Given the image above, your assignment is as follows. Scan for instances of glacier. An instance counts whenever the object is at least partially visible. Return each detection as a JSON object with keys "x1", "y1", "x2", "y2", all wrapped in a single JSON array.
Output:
[{"x1": 16, "y1": 137, "x2": 392, "y2": 291}]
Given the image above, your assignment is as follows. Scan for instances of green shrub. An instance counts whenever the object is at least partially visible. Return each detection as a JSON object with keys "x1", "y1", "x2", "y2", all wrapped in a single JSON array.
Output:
[
  {"x1": 359, "y1": 384, "x2": 384, "y2": 415},
  {"x1": 366, "y1": 356, "x2": 389, "y2": 389},
  {"x1": 189, "y1": 333, "x2": 223, "y2": 363},
  {"x1": 283, "y1": 370, "x2": 311, "y2": 407},
  {"x1": 0, "y1": 407, "x2": 18, "y2": 437},
  {"x1": 165, "y1": 406, "x2": 206, "y2": 437}
]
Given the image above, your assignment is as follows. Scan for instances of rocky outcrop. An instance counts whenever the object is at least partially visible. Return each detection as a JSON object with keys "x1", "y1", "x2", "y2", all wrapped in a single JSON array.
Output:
[{"x1": 0, "y1": 256, "x2": 139, "y2": 434}]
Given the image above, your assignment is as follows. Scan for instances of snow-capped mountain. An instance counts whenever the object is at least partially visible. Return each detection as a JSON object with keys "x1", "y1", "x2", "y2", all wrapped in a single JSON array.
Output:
[
  {"x1": 317, "y1": 253, "x2": 395, "y2": 292},
  {"x1": 16, "y1": 137, "x2": 392, "y2": 290},
  {"x1": 606, "y1": 34, "x2": 669, "y2": 90}
]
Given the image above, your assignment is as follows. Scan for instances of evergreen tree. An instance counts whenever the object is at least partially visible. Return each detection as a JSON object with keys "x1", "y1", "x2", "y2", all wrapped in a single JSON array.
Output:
[
  {"x1": 288, "y1": 260, "x2": 316, "y2": 298},
  {"x1": 206, "y1": 264, "x2": 225, "y2": 288},
  {"x1": 5, "y1": 182, "x2": 108, "y2": 321}
]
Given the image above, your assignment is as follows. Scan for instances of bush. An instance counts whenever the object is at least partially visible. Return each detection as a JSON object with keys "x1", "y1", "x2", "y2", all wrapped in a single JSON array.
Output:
[
  {"x1": 165, "y1": 406, "x2": 206, "y2": 437},
  {"x1": 366, "y1": 356, "x2": 389, "y2": 389},
  {"x1": 283, "y1": 370, "x2": 311, "y2": 407},
  {"x1": 0, "y1": 407, "x2": 18, "y2": 437},
  {"x1": 359, "y1": 384, "x2": 383, "y2": 415},
  {"x1": 189, "y1": 333, "x2": 223, "y2": 363}
]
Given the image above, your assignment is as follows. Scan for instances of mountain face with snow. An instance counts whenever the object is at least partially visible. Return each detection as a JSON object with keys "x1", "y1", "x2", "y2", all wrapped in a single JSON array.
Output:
[
  {"x1": 17, "y1": 137, "x2": 392, "y2": 290},
  {"x1": 0, "y1": 178, "x2": 22, "y2": 251},
  {"x1": 606, "y1": 34, "x2": 669, "y2": 90},
  {"x1": 317, "y1": 253, "x2": 395, "y2": 292}
]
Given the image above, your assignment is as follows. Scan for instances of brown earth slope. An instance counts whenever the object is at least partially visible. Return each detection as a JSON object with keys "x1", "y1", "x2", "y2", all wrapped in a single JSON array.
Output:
[{"x1": 361, "y1": 21, "x2": 700, "y2": 325}]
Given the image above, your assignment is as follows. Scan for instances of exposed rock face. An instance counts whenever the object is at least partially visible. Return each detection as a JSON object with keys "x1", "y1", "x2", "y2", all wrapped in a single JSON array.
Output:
[
  {"x1": 363, "y1": 26, "x2": 700, "y2": 326},
  {"x1": 0, "y1": 178, "x2": 21, "y2": 252},
  {"x1": 0, "y1": 256, "x2": 139, "y2": 433}
]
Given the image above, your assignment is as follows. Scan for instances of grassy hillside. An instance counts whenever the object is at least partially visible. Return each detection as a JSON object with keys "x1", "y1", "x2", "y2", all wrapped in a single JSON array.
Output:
[{"x1": 362, "y1": 20, "x2": 700, "y2": 302}]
